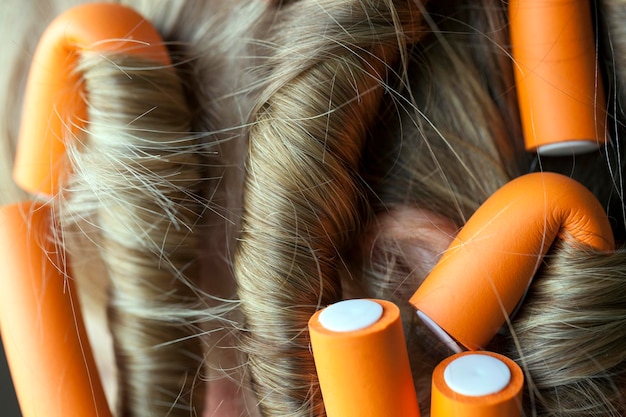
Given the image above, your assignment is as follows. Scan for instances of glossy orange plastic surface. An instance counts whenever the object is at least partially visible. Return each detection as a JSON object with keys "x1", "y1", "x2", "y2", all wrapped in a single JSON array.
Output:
[
  {"x1": 0, "y1": 202, "x2": 111, "y2": 417},
  {"x1": 510, "y1": 0, "x2": 607, "y2": 155},
  {"x1": 308, "y1": 299, "x2": 420, "y2": 417},
  {"x1": 410, "y1": 172, "x2": 615, "y2": 350},
  {"x1": 14, "y1": 3, "x2": 171, "y2": 196}
]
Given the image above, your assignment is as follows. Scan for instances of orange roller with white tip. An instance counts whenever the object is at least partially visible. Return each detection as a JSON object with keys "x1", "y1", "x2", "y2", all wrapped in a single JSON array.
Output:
[
  {"x1": 410, "y1": 172, "x2": 615, "y2": 351},
  {"x1": 13, "y1": 2, "x2": 171, "y2": 196},
  {"x1": 308, "y1": 299, "x2": 420, "y2": 417},
  {"x1": 0, "y1": 202, "x2": 112, "y2": 417},
  {"x1": 431, "y1": 351, "x2": 523, "y2": 417},
  {"x1": 510, "y1": 0, "x2": 607, "y2": 155}
]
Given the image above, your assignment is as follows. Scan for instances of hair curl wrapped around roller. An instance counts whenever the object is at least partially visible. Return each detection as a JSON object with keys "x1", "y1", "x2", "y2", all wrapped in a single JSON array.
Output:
[
  {"x1": 234, "y1": 1, "x2": 424, "y2": 415},
  {"x1": 355, "y1": 0, "x2": 626, "y2": 415},
  {"x1": 12, "y1": 4, "x2": 208, "y2": 417},
  {"x1": 4, "y1": 0, "x2": 626, "y2": 417},
  {"x1": 411, "y1": 172, "x2": 615, "y2": 351}
]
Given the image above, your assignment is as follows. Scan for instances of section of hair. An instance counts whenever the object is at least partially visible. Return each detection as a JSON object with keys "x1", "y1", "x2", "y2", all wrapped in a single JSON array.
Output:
[
  {"x1": 363, "y1": 0, "x2": 524, "y2": 222},
  {"x1": 600, "y1": 0, "x2": 626, "y2": 120},
  {"x1": 56, "y1": 53, "x2": 207, "y2": 417},
  {"x1": 351, "y1": 2, "x2": 524, "y2": 412},
  {"x1": 355, "y1": 1, "x2": 626, "y2": 416},
  {"x1": 505, "y1": 242, "x2": 626, "y2": 417},
  {"x1": 595, "y1": 0, "x2": 626, "y2": 241},
  {"x1": 234, "y1": 1, "x2": 424, "y2": 415},
  {"x1": 4, "y1": 1, "x2": 626, "y2": 416}
]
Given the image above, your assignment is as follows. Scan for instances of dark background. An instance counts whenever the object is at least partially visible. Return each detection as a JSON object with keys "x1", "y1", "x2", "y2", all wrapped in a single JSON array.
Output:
[{"x1": 1, "y1": 336, "x2": 22, "y2": 417}]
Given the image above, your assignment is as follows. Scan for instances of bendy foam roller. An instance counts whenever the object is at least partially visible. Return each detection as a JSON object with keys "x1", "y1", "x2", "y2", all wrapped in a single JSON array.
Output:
[
  {"x1": 431, "y1": 351, "x2": 523, "y2": 417},
  {"x1": 510, "y1": 0, "x2": 607, "y2": 155},
  {"x1": 308, "y1": 299, "x2": 420, "y2": 417},
  {"x1": 0, "y1": 202, "x2": 111, "y2": 417},
  {"x1": 410, "y1": 172, "x2": 614, "y2": 351},
  {"x1": 14, "y1": 3, "x2": 171, "y2": 196}
]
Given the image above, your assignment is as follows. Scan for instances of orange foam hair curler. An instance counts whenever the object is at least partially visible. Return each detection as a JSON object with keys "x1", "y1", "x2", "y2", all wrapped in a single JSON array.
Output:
[
  {"x1": 510, "y1": 0, "x2": 607, "y2": 156},
  {"x1": 308, "y1": 299, "x2": 420, "y2": 417},
  {"x1": 430, "y1": 351, "x2": 523, "y2": 417},
  {"x1": 13, "y1": 2, "x2": 171, "y2": 196},
  {"x1": 0, "y1": 202, "x2": 111, "y2": 417},
  {"x1": 410, "y1": 172, "x2": 615, "y2": 351}
]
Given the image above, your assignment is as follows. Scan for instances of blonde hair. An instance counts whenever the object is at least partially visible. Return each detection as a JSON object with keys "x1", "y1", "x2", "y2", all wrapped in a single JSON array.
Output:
[
  {"x1": 59, "y1": 52, "x2": 208, "y2": 416},
  {"x1": 235, "y1": 1, "x2": 424, "y2": 415},
  {"x1": 3, "y1": 0, "x2": 626, "y2": 417},
  {"x1": 356, "y1": 1, "x2": 626, "y2": 416},
  {"x1": 2, "y1": 1, "x2": 263, "y2": 416}
]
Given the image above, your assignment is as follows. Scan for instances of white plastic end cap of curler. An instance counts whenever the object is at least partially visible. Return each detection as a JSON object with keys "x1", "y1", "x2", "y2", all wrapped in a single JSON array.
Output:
[
  {"x1": 417, "y1": 310, "x2": 463, "y2": 353},
  {"x1": 318, "y1": 299, "x2": 383, "y2": 332},
  {"x1": 537, "y1": 140, "x2": 599, "y2": 156},
  {"x1": 443, "y1": 353, "x2": 511, "y2": 396}
]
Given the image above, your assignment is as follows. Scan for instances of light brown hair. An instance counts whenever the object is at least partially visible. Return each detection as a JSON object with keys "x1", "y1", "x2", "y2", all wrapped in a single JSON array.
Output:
[{"x1": 3, "y1": 1, "x2": 626, "y2": 417}]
